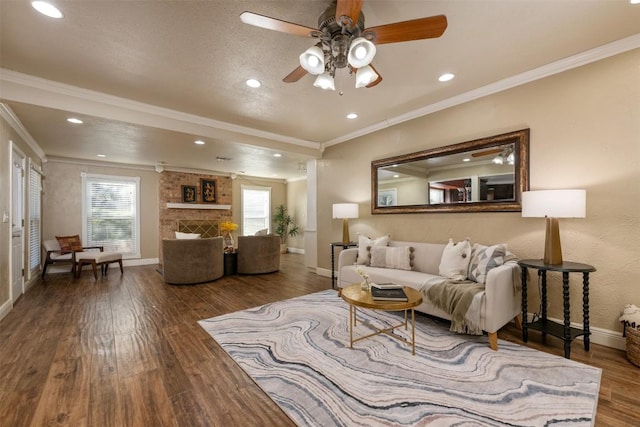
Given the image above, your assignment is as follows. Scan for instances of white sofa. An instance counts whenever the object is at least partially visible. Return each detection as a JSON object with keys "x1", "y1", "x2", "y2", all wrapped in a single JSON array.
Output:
[{"x1": 337, "y1": 239, "x2": 521, "y2": 350}]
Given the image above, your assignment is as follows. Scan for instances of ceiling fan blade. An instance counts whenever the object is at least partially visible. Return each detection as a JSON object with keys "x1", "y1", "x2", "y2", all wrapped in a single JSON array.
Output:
[
  {"x1": 283, "y1": 66, "x2": 308, "y2": 83},
  {"x1": 366, "y1": 65, "x2": 382, "y2": 88},
  {"x1": 240, "y1": 11, "x2": 318, "y2": 38},
  {"x1": 335, "y1": 0, "x2": 363, "y2": 28},
  {"x1": 471, "y1": 148, "x2": 503, "y2": 158},
  {"x1": 363, "y1": 15, "x2": 447, "y2": 45}
]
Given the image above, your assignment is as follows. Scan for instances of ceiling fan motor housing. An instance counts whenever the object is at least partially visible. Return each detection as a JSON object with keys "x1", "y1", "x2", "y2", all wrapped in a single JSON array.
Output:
[{"x1": 318, "y1": 1, "x2": 365, "y2": 70}]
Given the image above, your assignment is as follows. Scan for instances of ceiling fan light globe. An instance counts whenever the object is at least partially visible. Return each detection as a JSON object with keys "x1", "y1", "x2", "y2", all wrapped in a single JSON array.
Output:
[
  {"x1": 493, "y1": 155, "x2": 504, "y2": 165},
  {"x1": 299, "y1": 46, "x2": 325, "y2": 75},
  {"x1": 355, "y1": 65, "x2": 378, "y2": 88},
  {"x1": 348, "y1": 37, "x2": 376, "y2": 68},
  {"x1": 313, "y1": 72, "x2": 335, "y2": 91}
]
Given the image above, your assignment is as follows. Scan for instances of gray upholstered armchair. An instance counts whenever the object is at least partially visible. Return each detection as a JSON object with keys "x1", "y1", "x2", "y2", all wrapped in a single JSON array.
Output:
[
  {"x1": 162, "y1": 237, "x2": 224, "y2": 284},
  {"x1": 237, "y1": 235, "x2": 281, "y2": 274}
]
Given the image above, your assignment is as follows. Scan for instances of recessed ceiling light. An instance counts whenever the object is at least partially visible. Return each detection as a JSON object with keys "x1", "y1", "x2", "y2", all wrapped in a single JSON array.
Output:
[
  {"x1": 246, "y1": 79, "x2": 261, "y2": 88},
  {"x1": 194, "y1": 140, "x2": 205, "y2": 145},
  {"x1": 273, "y1": 153, "x2": 282, "y2": 157},
  {"x1": 67, "y1": 118, "x2": 83, "y2": 124},
  {"x1": 96, "y1": 154, "x2": 106, "y2": 158},
  {"x1": 463, "y1": 158, "x2": 471, "y2": 162},
  {"x1": 31, "y1": 1, "x2": 63, "y2": 18},
  {"x1": 393, "y1": 174, "x2": 400, "y2": 178},
  {"x1": 438, "y1": 73, "x2": 455, "y2": 82},
  {"x1": 346, "y1": 113, "x2": 358, "y2": 119}
]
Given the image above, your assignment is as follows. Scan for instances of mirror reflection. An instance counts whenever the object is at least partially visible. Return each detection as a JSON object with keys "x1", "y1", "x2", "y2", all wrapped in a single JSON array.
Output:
[{"x1": 372, "y1": 129, "x2": 529, "y2": 214}]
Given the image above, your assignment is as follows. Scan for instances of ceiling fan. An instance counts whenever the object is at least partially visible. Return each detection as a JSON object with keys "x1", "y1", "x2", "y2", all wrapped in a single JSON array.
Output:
[
  {"x1": 471, "y1": 145, "x2": 515, "y2": 165},
  {"x1": 240, "y1": 0, "x2": 447, "y2": 91}
]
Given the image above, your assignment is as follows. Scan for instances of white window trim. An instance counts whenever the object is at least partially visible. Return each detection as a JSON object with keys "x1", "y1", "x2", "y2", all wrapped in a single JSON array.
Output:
[{"x1": 81, "y1": 172, "x2": 141, "y2": 259}]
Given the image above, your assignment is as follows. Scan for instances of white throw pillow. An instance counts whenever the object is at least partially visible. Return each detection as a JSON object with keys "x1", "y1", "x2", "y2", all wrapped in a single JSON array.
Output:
[
  {"x1": 438, "y1": 238, "x2": 472, "y2": 281},
  {"x1": 175, "y1": 231, "x2": 201, "y2": 239},
  {"x1": 254, "y1": 228, "x2": 268, "y2": 236},
  {"x1": 369, "y1": 246, "x2": 414, "y2": 270},
  {"x1": 467, "y1": 243, "x2": 508, "y2": 284},
  {"x1": 356, "y1": 234, "x2": 390, "y2": 265}
]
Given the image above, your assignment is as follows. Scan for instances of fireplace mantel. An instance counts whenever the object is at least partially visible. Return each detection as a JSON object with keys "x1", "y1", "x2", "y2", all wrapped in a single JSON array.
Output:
[{"x1": 166, "y1": 203, "x2": 231, "y2": 210}]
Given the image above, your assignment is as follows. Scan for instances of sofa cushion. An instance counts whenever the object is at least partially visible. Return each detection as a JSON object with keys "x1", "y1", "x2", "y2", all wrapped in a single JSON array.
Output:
[
  {"x1": 467, "y1": 243, "x2": 508, "y2": 284},
  {"x1": 369, "y1": 246, "x2": 413, "y2": 270},
  {"x1": 254, "y1": 228, "x2": 268, "y2": 236},
  {"x1": 356, "y1": 234, "x2": 389, "y2": 265},
  {"x1": 56, "y1": 234, "x2": 83, "y2": 254},
  {"x1": 439, "y1": 239, "x2": 472, "y2": 281},
  {"x1": 389, "y1": 241, "x2": 445, "y2": 275}
]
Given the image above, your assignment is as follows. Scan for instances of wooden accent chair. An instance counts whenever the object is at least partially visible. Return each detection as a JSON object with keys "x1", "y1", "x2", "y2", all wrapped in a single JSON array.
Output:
[{"x1": 41, "y1": 239, "x2": 103, "y2": 277}]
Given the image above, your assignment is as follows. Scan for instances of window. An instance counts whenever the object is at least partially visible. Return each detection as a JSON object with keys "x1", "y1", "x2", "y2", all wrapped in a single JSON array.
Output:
[
  {"x1": 82, "y1": 173, "x2": 140, "y2": 258},
  {"x1": 28, "y1": 164, "x2": 42, "y2": 273},
  {"x1": 241, "y1": 185, "x2": 271, "y2": 236}
]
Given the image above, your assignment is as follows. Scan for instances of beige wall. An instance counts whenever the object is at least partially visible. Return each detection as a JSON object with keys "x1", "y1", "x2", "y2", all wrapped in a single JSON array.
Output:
[
  {"x1": 42, "y1": 161, "x2": 159, "y2": 260},
  {"x1": 287, "y1": 178, "x2": 307, "y2": 250},
  {"x1": 0, "y1": 114, "x2": 43, "y2": 307},
  {"x1": 319, "y1": 49, "x2": 640, "y2": 333}
]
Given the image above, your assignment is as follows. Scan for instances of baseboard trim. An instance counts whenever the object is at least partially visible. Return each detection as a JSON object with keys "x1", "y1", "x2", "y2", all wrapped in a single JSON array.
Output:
[
  {"x1": 46, "y1": 257, "x2": 160, "y2": 274},
  {"x1": 287, "y1": 247, "x2": 305, "y2": 255},
  {"x1": 316, "y1": 267, "x2": 331, "y2": 278},
  {"x1": 0, "y1": 299, "x2": 12, "y2": 322}
]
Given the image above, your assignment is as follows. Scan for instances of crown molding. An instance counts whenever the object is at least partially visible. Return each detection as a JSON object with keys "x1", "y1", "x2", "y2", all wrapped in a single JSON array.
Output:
[
  {"x1": 323, "y1": 33, "x2": 640, "y2": 149},
  {"x1": 0, "y1": 68, "x2": 322, "y2": 153},
  {"x1": 0, "y1": 103, "x2": 46, "y2": 160}
]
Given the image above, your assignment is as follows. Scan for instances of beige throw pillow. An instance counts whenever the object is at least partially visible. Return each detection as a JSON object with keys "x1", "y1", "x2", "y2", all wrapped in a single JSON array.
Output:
[
  {"x1": 369, "y1": 246, "x2": 414, "y2": 270},
  {"x1": 356, "y1": 234, "x2": 390, "y2": 265},
  {"x1": 438, "y1": 238, "x2": 472, "y2": 281},
  {"x1": 175, "y1": 231, "x2": 201, "y2": 239}
]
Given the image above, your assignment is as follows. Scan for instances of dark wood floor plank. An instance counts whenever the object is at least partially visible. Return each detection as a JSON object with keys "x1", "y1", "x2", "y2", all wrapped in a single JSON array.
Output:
[{"x1": 1, "y1": 254, "x2": 637, "y2": 426}]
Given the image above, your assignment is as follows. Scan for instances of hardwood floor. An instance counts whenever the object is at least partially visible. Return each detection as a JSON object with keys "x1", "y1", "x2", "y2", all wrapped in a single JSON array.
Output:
[{"x1": 1, "y1": 253, "x2": 638, "y2": 426}]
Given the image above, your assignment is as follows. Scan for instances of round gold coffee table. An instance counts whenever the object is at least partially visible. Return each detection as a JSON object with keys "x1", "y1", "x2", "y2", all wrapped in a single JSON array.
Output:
[{"x1": 340, "y1": 284, "x2": 423, "y2": 355}]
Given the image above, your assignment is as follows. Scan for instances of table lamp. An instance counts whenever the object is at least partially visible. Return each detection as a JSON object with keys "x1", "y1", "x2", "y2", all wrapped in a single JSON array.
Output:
[
  {"x1": 521, "y1": 189, "x2": 586, "y2": 265},
  {"x1": 332, "y1": 203, "x2": 359, "y2": 244}
]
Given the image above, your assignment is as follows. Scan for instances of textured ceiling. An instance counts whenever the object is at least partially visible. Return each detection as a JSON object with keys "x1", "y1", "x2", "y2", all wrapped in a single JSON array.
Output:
[{"x1": 1, "y1": 1, "x2": 639, "y2": 179}]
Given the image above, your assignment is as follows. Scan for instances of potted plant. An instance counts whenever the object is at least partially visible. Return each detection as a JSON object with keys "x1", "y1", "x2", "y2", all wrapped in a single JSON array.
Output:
[{"x1": 273, "y1": 204, "x2": 299, "y2": 253}]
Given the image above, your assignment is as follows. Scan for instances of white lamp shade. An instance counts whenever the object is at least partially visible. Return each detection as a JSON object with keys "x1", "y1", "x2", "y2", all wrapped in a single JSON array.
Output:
[
  {"x1": 299, "y1": 46, "x2": 325, "y2": 75},
  {"x1": 313, "y1": 72, "x2": 335, "y2": 90},
  {"x1": 521, "y1": 189, "x2": 586, "y2": 218},
  {"x1": 332, "y1": 203, "x2": 359, "y2": 219},
  {"x1": 355, "y1": 65, "x2": 379, "y2": 88},
  {"x1": 347, "y1": 37, "x2": 376, "y2": 68}
]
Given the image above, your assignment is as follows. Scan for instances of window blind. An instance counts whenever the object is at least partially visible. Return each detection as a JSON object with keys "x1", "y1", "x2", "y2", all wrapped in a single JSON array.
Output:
[
  {"x1": 241, "y1": 186, "x2": 271, "y2": 236},
  {"x1": 29, "y1": 166, "x2": 42, "y2": 271},
  {"x1": 82, "y1": 174, "x2": 140, "y2": 257}
]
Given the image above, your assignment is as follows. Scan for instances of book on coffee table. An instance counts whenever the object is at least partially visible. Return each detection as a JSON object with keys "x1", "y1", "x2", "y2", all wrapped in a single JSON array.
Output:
[
  {"x1": 370, "y1": 282, "x2": 403, "y2": 290},
  {"x1": 371, "y1": 286, "x2": 408, "y2": 302}
]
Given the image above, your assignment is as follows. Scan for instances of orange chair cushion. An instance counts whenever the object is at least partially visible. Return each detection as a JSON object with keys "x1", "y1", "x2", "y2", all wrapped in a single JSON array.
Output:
[{"x1": 56, "y1": 234, "x2": 83, "y2": 254}]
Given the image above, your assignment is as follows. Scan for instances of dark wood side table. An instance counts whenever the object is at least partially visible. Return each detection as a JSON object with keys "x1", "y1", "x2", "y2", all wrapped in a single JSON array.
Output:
[
  {"x1": 224, "y1": 251, "x2": 238, "y2": 276},
  {"x1": 518, "y1": 259, "x2": 596, "y2": 359},
  {"x1": 330, "y1": 242, "x2": 357, "y2": 289}
]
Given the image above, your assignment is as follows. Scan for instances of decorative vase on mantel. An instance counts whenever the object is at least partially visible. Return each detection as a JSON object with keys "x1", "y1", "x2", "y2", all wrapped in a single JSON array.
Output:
[{"x1": 223, "y1": 231, "x2": 234, "y2": 252}]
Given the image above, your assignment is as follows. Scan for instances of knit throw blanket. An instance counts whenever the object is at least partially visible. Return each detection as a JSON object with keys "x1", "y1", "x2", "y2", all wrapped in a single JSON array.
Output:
[{"x1": 425, "y1": 280, "x2": 485, "y2": 335}]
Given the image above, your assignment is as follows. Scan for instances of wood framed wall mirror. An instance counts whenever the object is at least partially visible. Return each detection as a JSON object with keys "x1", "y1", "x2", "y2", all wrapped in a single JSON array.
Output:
[{"x1": 371, "y1": 129, "x2": 530, "y2": 214}]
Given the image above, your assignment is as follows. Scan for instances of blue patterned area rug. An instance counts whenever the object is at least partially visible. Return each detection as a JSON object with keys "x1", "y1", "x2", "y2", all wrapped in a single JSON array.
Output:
[{"x1": 198, "y1": 290, "x2": 601, "y2": 426}]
